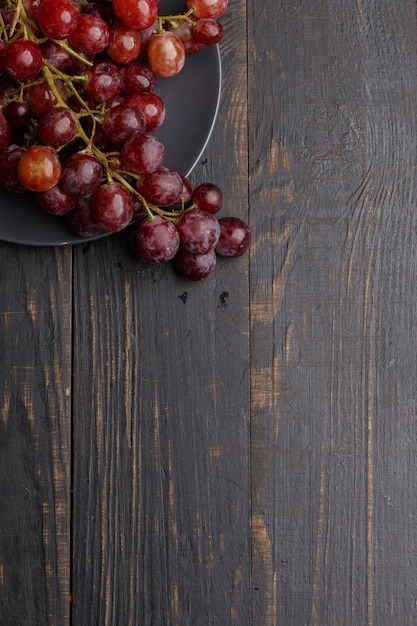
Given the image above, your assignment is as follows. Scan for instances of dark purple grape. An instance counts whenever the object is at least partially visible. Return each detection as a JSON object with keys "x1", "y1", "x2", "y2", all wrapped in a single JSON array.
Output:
[
  {"x1": 60, "y1": 152, "x2": 103, "y2": 197},
  {"x1": 192, "y1": 18, "x2": 224, "y2": 45},
  {"x1": 4, "y1": 100, "x2": 31, "y2": 129},
  {"x1": 36, "y1": 183, "x2": 76, "y2": 215},
  {"x1": 177, "y1": 208, "x2": 220, "y2": 254},
  {"x1": 84, "y1": 61, "x2": 122, "y2": 102},
  {"x1": 215, "y1": 217, "x2": 251, "y2": 257},
  {"x1": 121, "y1": 63, "x2": 156, "y2": 94},
  {"x1": 122, "y1": 132, "x2": 164, "y2": 174},
  {"x1": 174, "y1": 247, "x2": 216, "y2": 280},
  {"x1": 191, "y1": 182, "x2": 223, "y2": 213},
  {"x1": 137, "y1": 166, "x2": 183, "y2": 207},
  {"x1": 102, "y1": 103, "x2": 145, "y2": 143},
  {"x1": 66, "y1": 197, "x2": 104, "y2": 238},
  {"x1": 129, "y1": 215, "x2": 180, "y2": 263},
  {"x1": 90, "y1": 182, "x2": 133, "y2": 232},
  {"x1": 37, "y1": 107, "x2": 78, "y2": 147}
]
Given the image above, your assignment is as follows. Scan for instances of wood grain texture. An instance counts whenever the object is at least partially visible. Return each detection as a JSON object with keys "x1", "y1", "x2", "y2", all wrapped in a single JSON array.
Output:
[
  {"x1": 70, "y1": 1, "x2": 250, "y2": 624},
  {"x1": 249, "y1": 0, "x2": 417, "y2": 624},
  {"x1": 0, "y1": 245, "x2": 72, "y2": 625}
]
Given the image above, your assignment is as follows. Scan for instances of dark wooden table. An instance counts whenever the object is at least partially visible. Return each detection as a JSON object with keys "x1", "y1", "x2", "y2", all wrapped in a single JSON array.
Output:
[{"x1": 2, "y1": 0, "x2": 417, "y2": 623}]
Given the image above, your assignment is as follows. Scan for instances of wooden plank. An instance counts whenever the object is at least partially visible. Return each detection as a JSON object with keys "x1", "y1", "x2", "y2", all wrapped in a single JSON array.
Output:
[
  {"x1": 0, "y1": 244, "x2": 72, "y2": 625},
  {"x1": 70, "y1": 0, "x2": 250, "y2": 623},
  {"x1": 249, "y1": 0, "x2": 417, "y2": 623}
]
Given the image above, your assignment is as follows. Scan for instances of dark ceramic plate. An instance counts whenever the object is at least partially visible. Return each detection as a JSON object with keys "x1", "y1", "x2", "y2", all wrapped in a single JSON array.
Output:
[{"x1": 0, "y1": 6, "x2": 221, "y2": 246}]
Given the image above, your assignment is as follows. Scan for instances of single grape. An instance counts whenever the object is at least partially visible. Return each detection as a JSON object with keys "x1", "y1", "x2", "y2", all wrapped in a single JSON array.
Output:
[
  {"x1": 112, "y1": 0, "x2": 158, "y2": 30},
  {"x1": 84, "y1": 61, "x2": 123, "y2": 102},
  {"x1": 36, "y1": 183, "x2": 76, "y2": 215},
  {"x1": 174, "y1": 247, "x2": 216, "y2": 280},
  {"x1": 215, "y1": 217, "x2": 251, "y2": 257},
  {"x1": 191, "y1": 182, "x2": 223, "y2": 213},
  {"x1": 122, "y1": 132, "x2": 165, "y2": 174},
  {"x1": 137, "y1": 166, "x2": 183, "y2": 206},
  {"x1": 17, "y1": 145, "x2": 62, "y2": 192},
  {"x1": 121, "y1": 63, "x2": 156, "y2": 94},
  {"x1": 68, "y1": 14, "x2": 110, "y2": 55},
  {"x1": 129, "y1": 215, "x2": 180, "y2": 263},
  {"x1": 60, "y1": 152, "x2": 103, "y2": 197},
  {"x1": 147, "y1": 31, "x2": 186, "y2": 78},
  {"x1": 36, "y1": 0, "x2": 79, "y2": 40},
  {"x1": 107, "y1": 23, "x2": 142, "y2": 64},
  {"x1": 102, "y1": 103, "x2": 146, "y2": 143},
  {"x1": 192, "y1": 18, "x2": 224, "y2": 45},
  {"x1": 3, "y1": 40, "x2": 43, "y2": 81},
  {"x1": 90, "y1": 182, "x2": 133, "y2": 232},
  {"x1": 37, "y1": 107, "x2": 78, "y2": 147},
  {"x1": 177, "y1": 208, "x2": 221, "y2": 254}
]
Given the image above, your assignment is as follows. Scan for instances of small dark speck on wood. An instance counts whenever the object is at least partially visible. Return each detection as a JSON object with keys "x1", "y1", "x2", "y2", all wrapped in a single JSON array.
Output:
[
  {"x1": 220, "y1": 291, "x2": 229, "y2": 304},
  {"x1": 178, "y1": 292, "x2": 188, "y2": 304}
]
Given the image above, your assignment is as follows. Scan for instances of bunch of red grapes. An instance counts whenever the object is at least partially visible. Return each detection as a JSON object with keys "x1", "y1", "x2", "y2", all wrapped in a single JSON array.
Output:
[{"x1": 0, "y1": 0, "x2": 250, "y2": 280}]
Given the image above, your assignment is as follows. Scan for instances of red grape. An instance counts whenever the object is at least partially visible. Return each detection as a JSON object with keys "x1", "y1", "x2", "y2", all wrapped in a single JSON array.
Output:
[
  {"x1": 37, "y1": 107, "x2": 78, "y2": 147},
  {"x1": 17, "y1": 145, "x2": 62, "y2": 192},
  {"x1": 174, "y1": 247, "x2": 216, "y2": 280},
  {"x1": 84, "y1": 61, "x2": 123, "y2": 102},
  {"x1": 66, "y1": 197, "x2": 104, "y2": 238},
  {"x1": 137, "y1": 166, "x2": 183, "y2": 206},
  {"x1": 36, "y1": 0, "x2": 79, "y2": 40},
  {"x1": 36, "y1": 183, "x2": 76, "y2": 215},
  {"x1": 177, "y1": 208, "x2": 220, "y2": 254},
  {"x1": 107, "y1": 23, "x2": 142, "y2": 64},
  {"x1": 90, "y1": 182, "x2": 134, "y2": 232},
  {"x1": 191, "y1": 182, "x2": 223, "y2": 213},
  {"x1": 215, "y1": 217, "x2": 251, "y2": 257},
  {"x1": 121, "y1": 63, "x2": 156, "y2": 94},
  {"x1": 102, "y1": 103, "x2": 146, "y2": 143},
  {"x1": 129, "y1": 215, "x2": 180, "y2": 263},
  {"x1": 122, "y1": 132, "x2": 165, "y2": 174},
  {"x1": 60, "y1": 152, "x2": 103, "y2": 197},
  {"x1": 112, "y1": 0, "x2": 158, "y2": 30},
  {"x1": 68, "y1": 14, "x2": 110, "y2": 55},
  {"x1": 147, "y1": 31, "x2": 186, "y2": 78},
  {"x1": 3, "y1": 40, "x2": 43, "y2": 81},
  {"x1": 192, "y1": 18, "x2": 224, "y2": 45}
]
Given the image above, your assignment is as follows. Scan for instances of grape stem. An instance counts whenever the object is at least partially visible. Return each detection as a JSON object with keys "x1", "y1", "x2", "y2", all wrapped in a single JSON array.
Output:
[{"x1": 156, "y1": 8, "x2": 195, "y2": 32}]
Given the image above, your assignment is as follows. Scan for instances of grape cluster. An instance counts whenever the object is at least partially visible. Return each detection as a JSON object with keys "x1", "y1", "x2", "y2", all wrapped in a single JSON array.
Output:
[{"x1": 0, "y1": 0, "x2": 251, "y2": 280}]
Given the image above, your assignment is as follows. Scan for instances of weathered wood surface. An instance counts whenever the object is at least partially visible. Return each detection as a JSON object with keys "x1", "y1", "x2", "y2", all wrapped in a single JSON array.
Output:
[{"x1": 2, "y1": 0, "x2": 417, "y2": 624}]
